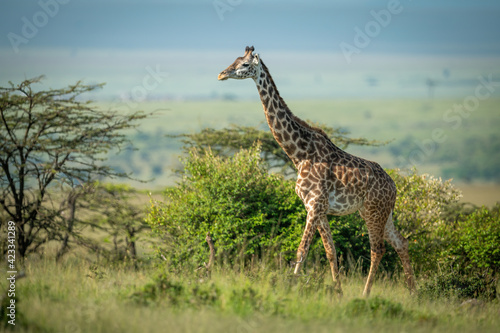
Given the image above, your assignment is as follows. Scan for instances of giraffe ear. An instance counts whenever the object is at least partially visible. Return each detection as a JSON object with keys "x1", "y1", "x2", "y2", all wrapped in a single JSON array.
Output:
[{"x1": 252, "y1": 53, "x2": 260, "y2": 65}]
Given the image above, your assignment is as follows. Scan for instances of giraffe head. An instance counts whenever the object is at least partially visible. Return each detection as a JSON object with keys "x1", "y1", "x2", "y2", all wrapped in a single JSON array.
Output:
[{"x1": 218, "y1": 46, "x2": 260, "y2": 81}]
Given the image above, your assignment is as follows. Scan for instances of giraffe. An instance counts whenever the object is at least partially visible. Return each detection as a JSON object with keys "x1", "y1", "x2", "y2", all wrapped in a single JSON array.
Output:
[{"x1": 218, "y1": 46, "x2": 415, "y2": 296}]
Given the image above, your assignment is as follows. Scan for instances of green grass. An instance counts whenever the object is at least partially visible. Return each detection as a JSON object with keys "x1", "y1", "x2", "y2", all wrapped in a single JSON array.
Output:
[{"x1": 4, "y1": 255, "x2": 499, "y2": 333}]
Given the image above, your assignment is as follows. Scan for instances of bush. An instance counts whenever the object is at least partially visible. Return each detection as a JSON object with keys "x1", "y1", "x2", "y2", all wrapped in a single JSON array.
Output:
[
  {"x1": 147, "y1": 145, "x2": 306, "y2": 267},
  {"x1": 439, "y1": 205, "x2": 500, "y2": 274},
  {"x1": 418, "y1": 271, "x2": 497, "y2": 300},
  {"x1": 388, "y1": 170, "x2": 462, "y2": 272},
  {"x1": 416, "y1": 205, "x2": 500, "y2": 300}
]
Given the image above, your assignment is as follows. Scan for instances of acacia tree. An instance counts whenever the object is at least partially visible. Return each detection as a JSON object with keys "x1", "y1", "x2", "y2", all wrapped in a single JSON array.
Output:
[{"x1": 0, "y1": 76, "x2": 149, "y2": 258}]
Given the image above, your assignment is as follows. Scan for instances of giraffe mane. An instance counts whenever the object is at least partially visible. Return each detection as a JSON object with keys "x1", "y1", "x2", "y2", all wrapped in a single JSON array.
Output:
[{"x1": 259, "y1": 59, "x2": 332, "y2": 142}]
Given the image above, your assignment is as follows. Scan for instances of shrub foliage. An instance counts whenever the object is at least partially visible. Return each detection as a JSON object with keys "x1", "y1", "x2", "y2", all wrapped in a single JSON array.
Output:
[
  {"x1": 388, "y1": 170, "x2": 462, "y2": 271},
  {"x1": 148, "y1": 144, "x2": 499, "y2": 291},
  {"x1": 440, "y1": 205, "x2": 500, "y2": 274},
  {"x1": 148, "y1": 145, "x2": 306, "y2": 267}
]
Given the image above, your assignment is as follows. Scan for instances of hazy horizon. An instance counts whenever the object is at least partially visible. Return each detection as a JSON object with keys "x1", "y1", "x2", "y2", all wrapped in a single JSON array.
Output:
[
  {"x1": 1, "y1": 0, "x2": 500, "y2": 100},
  {"x1": 1, "y1": 0, "x2": 499, "y2": 188}
]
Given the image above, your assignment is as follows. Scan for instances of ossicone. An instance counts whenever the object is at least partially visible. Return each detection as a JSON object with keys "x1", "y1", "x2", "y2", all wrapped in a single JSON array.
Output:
[{"x1": 245, "y1": 46, "x2": 255, "y2": 54}]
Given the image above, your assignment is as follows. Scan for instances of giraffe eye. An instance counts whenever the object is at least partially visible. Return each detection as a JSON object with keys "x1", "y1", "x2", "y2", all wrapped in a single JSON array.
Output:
[{"x1": 242, "y1": 63, "x2": 250, "y2": 67}]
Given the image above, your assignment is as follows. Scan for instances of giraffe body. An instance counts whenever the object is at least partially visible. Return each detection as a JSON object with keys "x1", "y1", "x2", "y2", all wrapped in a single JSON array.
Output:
[{"x1": 218, "y1": 46, "x2": 415, "y2": 296}]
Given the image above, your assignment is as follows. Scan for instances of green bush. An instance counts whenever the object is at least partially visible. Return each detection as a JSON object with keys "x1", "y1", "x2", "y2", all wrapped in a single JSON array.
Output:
[
  {"x1": 418, "y1": 271, "x2": 497, "y2": 300},
  {"x1": 388, "y1": 170, "x2": 462, "y2": 272},
  {"x1": 439, "y1": 205, "x2": 500, "y2": 274},
  {"x1": 147, "y1": 145, "x2": 306, "y2": 267},
  {"x1": 415, "y1": 205, "x2": 500, "y2": 300}
]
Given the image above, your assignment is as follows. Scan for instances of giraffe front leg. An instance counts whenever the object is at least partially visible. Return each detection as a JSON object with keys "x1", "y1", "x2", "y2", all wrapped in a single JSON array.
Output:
[
  {"x1": 317, "y1": 216, "x2": 343, "y2": 295},
  {"x1": 362, "y1": 219, "x2": 386, "y2": 297},
  {"x1": 293, "y1": 211, "x2": 318, "y2": 275}
]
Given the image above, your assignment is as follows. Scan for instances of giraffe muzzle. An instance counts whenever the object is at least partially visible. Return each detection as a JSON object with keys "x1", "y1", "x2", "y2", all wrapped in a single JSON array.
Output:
[{"x1": 218, "y1": 71, "x2": 229, "y2": 81}]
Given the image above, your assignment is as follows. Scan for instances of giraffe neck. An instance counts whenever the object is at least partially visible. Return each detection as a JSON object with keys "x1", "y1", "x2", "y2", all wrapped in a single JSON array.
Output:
[{"x1": 253, "y1": 61, "x2": 320, "y2": 167}]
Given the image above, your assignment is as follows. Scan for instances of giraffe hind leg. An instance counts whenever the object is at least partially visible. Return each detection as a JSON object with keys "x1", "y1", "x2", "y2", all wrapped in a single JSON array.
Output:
[
  {"x1": 384, "y1": 211, "x2": 416, "y2": 293},
  {"x1": 359, "y1": 206, "x2": 387, "y2": 297},
  {"x1": 362, "y1": 232, "x2": 386, "y2": 297}
]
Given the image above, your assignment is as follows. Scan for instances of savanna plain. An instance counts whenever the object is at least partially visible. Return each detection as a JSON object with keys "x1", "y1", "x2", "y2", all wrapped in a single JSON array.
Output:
[
  {"x1": 106, "y1": 98, "x2": 500, "y2": 204},
  {"x1": 2, "y1": 98, "x2": 499, "y2": 333}
]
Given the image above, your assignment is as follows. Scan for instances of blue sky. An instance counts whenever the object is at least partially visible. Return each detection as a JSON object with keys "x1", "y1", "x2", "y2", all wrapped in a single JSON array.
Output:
[{"x1": 2, "y1": 0, "x2": 500, "y2": 54}]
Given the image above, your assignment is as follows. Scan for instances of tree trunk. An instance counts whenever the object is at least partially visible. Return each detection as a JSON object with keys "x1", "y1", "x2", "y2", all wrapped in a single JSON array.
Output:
[
  {"x1": 126, "y1": 229, "x2": 137, "y2": 260},
  {"x1": 56, "y1": 190, "x2": 79, "y2": 262}
]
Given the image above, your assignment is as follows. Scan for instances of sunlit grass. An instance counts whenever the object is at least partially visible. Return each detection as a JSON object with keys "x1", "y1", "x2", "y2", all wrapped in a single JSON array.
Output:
[{"x1": 3, "y1": 254, "x2": 498, "y2": 333}]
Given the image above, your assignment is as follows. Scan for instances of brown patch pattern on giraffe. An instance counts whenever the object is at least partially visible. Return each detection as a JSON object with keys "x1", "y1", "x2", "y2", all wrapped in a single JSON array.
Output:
[{"x1": 218, "y1": 46, "x2": 415, "y2": 296}]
